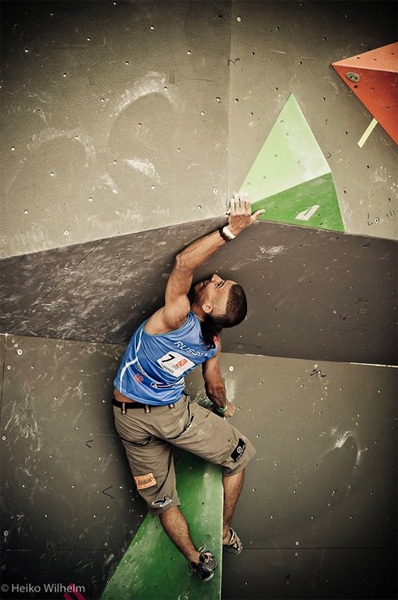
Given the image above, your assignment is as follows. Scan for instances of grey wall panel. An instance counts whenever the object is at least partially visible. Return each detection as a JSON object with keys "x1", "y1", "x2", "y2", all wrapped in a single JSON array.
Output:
[
  {"x1": 208, "y1": 224, "x2": 397, "y2": 365},
  {"x1": 0, "y1": 334, "x2": 5, "y2": 413},
  {"x1": 1, "y1": 219, "x2": 397, "y2": 365},
  {"x1": 1, "y1": 1, "x2": 397, "y2": 262},
  {"x1": 0, "y1": 334, "x2": 146, "y2": 599},
  {"x1": 1, "y1": 338, "x2": 396, "y2": 599},
  {"x1": 0, "y1": 241, "x2": 101, "y2": 333},
  {"x1": 0, "y1": 218, "x2": 223, "y2": 342},
  {"x1": 1, "y1": 0, "x2": 230, "y2": 258},
  {"x1": 222, "y1": 548, "x2": 397, "y2": 599},
  {"x1": 185, "y1": 353, "x2": 397, "y2": 599}
]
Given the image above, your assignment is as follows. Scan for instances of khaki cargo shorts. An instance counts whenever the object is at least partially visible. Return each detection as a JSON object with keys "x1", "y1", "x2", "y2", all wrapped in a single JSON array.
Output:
[{"x1": 113, "y1": 395, "x2": 255, "y2": 516}]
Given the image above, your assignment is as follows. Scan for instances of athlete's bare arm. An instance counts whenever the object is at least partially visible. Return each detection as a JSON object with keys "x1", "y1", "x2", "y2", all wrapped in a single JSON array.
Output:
[
  {"x1": 145, "y1": 194, "x2": 263, "y2": 335},
  {"x1": 202, "y1": 342, "x2": 236, "y2": 418}
]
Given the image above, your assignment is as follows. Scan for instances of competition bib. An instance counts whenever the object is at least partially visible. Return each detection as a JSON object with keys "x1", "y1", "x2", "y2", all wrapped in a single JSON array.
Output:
[{"x1": 157, "y1": 352, "x2": 195, "y2": 378}]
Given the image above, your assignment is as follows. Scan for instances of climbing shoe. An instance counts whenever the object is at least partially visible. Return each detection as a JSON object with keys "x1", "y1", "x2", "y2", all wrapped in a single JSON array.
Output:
[
  {"x1": 190, "y1": 551, "x2": 218, "y2": 581},
  {"x1": 223, "y1": 528, "x2": 243, "y2": 554}
]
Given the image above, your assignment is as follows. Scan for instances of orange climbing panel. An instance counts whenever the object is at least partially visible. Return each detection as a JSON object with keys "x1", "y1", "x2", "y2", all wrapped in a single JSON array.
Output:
[{"x1": 332, "y1": 42, "x2": 398, "y2": 144}]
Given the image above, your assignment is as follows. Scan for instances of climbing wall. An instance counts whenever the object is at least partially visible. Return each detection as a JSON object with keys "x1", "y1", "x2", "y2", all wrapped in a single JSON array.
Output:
[
  {"x1": 0, "y1": 0, "x2": 231, "y2": 258},
  {"x1": 227, "y1": 0, "x2": 397, "y2": 240},
  {"x1": 1, "y1": 1, "x2": 397, "y2": 600},
  {"x1": 0, "y1": 218, "x2": 396, "y2": 364},
  {"x1": 0, "y1": 335, "x2": 139, "y2": 600},
  {"x1": 185, "y1": 354, "x2": 397, "y2": 600},
  {"x1": 1, "y1": 0, "x2": 397, "y2": 261},
  {"x1": 1, "y1": 337, "x2": 396, "y2": 599}
]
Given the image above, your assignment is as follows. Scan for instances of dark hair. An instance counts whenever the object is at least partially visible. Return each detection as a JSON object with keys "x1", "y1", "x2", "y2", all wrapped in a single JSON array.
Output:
[{"x1": 200, "y1": 284, "x2": 247, "y2": 349}]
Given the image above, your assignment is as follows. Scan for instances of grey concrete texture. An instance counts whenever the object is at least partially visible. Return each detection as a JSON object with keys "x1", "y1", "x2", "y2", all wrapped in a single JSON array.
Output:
[
  {"x1": 1, "y1": 218, "x2": 397, "y2": 365},
  {"x1": 1, "y1": 0, "x2": 397, "y2": 260},
  {"x1": 1, "y1": 335, "x2": 396, "y2": 599}
]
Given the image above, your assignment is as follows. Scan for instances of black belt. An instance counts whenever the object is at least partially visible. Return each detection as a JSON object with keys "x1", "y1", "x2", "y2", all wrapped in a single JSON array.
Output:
[{"x1": 112, "y1": 398, "x2": 175, "y2": 414}]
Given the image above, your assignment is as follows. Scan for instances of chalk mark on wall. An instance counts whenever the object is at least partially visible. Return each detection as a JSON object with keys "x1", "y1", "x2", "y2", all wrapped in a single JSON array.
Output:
[
  {"x1": 4, "y1": 396, "x2": 43, "y2": 453},
  {"x1": 112, "y1": 72, "x2": 177, "y2": 118},
  {"x1": 28, "y1": 127, "x2": 96, "y2": 164},
  {"x1": 123, "y1": 158, "x2": 160, "y2": 182},
  {"x1": 318, "y1": 427, "x2": 367, "y2": 472},
  {"x1": 4, "y1": 70, "x2": 180, "y2": 256}
]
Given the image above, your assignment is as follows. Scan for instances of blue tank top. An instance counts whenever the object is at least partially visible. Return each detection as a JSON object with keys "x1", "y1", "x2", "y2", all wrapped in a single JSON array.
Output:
[{"x1": 114, "y1": 311, "x2": 218, "y2": 405}]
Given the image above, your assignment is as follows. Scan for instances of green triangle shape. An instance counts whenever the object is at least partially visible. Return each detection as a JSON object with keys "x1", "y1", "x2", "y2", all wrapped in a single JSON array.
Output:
[{"x1": 239, "y1": 94, "x2": 344, "y2": 232}]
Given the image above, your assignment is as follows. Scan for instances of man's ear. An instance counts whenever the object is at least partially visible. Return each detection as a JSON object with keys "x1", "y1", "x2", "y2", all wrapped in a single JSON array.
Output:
[{"x1": 202, "y1": 302, "x2": 213, "y2": 315}]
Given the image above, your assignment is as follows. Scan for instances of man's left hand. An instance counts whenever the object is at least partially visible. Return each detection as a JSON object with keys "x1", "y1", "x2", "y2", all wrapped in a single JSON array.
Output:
[
  {"x1": 214, "y1": 402, "x2": 236, "y2": 418},
  {"x1": 227, "y1": 192, "x2": 265, "y2": 236},
  {"x1": 223, "y1": 402, "x2": 236, "y2": 418}
]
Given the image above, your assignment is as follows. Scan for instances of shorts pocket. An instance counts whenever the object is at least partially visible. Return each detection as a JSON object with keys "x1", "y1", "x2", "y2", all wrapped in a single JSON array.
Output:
[{"x1": 166, "y1": 406, "x2": 194, "y2": 440}]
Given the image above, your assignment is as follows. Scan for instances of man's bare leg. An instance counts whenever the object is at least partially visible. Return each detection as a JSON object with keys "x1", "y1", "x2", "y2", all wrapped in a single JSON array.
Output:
[
  {"x1": 159, "y1": 506, "x2": 201, "y2": 564},
  {"x1": 222, "y1": 469, "x2": 245, "y2": 543},
  {"x1": 159, "y1": 470, "x2": 245, "y2": 559}
]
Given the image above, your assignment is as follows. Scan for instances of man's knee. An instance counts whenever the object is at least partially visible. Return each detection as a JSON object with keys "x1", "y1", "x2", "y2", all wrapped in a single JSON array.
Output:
[
  {"x1": 150, "y1": 496, "x2": 181, "y2": 517},
  {"x1": 131, "y1": 470, "x2": 180, "y2": 516}
]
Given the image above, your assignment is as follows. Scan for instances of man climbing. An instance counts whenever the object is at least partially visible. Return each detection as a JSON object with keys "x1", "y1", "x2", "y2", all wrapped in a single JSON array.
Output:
[{"x1": 112, "y1": 193, "x2": 263, "y2": 581}]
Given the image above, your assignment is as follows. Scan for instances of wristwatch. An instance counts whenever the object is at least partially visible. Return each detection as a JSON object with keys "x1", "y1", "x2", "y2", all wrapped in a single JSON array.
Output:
[{"x1": 219, "y1": 226, "x2": 236, "y2": 242}]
